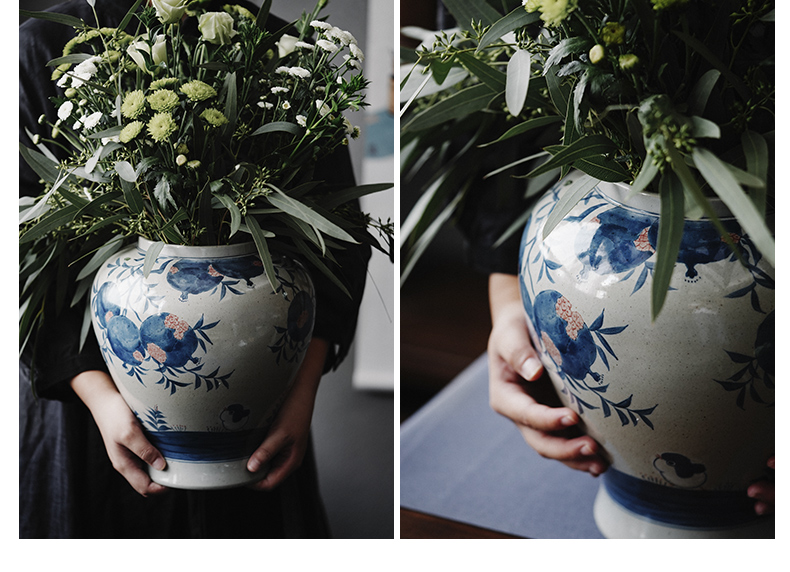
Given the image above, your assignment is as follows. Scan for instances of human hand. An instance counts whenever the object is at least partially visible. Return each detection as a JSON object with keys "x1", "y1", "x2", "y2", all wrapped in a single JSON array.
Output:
[
  {"x1": 246, "y1": 338, "x2": 328, "y2": 491},
  {"x1": 70, "y1": 370, "x2": 168, "y2": 496},
  {"x1": 487, "y1": 273, "x2": 608, "y2": 476},
  {"x1": 747, "y1": 457, "x2": 775, "y2": 515}
]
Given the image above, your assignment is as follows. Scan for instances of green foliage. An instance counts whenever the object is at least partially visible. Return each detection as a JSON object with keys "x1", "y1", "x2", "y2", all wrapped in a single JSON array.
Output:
[
  {"x1": 401, "y1": 0, "x2": 774, "y2": 318},
  {"x1": 20, "y1": 0, "x2": 393, "y2": 356}
]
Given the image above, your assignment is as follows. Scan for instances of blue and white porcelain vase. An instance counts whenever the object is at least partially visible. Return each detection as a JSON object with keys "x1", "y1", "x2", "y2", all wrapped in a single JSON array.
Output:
[
  {"x1": 518, "y1": 173, "x2": 774, "y2": 538},
  {"x1": 90, "y1": 238, "x2": 315, "y2": 490}
]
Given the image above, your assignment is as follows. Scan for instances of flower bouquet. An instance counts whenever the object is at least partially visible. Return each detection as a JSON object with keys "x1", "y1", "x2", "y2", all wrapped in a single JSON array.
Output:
[
  {"x1": 401, "y1": 0, "x2": 773, "y2": 317},
  {"x1": 20, "y1": 0, "x2": 393, "y2": 356}
]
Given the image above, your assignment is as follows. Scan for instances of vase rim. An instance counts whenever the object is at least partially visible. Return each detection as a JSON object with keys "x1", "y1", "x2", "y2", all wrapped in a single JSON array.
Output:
[
  {"x1": 595, "y1": 179, "x2": 734, "y2": 219},
  {"x1": 137, "y1": 237, "x2": 257, "y2": 258}
]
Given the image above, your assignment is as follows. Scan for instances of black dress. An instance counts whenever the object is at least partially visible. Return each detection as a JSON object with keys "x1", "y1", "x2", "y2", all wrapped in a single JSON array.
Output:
[{"x1": 19, "y1": 0, "x2": 370, "y2": 538}]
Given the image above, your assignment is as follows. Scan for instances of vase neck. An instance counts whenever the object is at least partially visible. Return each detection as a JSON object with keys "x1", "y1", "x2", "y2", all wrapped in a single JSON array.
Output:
[{"x1": 137, "y1": 237, "x2": 257, "y2": 258}]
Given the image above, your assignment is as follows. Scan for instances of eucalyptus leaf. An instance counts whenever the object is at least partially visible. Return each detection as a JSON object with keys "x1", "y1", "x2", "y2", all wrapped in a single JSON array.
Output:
[
  {"x1": 441, "y1": 0, "x2": 501, "y2": 30},
  {"x1": 652, "y1": 173, "x2": 685, "y2": 320},
  {"x1": 541, "y1": 174, "x2": 598, "y2": 239},
  {"x1": 114, "y1": 160, "x2": 137, "y2": 183},
  {"x1": 244, "y1": 216, "x2": 279, "y2": 293},
  {"x1": 505, "y1": 49, "x2": 532, "y2": 117},
  {"x1": 141, "y1": 240, "x2": 164, "y2": 279},
  {"x1": 251, "y1": 121, "x2": 302, "y2": 137},
  {"x1": 544, "y1": 37, "x2": 592, "y2": 72},
  {"x1": 477, "y1": 7, "x2": 540, "y2": 52},
  {"x1": 688, "y1": 69, "x2": 720, "y2": 115},
  {"x1": 19, "y1": 10, "x2": 85, "y2": 28},
  {"x1": 456, "y1": 52, "x2": 506, "y2": 92},
  {"x1": 692, "y1": 147, "x2": 774, "y2": 266},
  {"x1": 267, "y1": 188, "x2": 357, "y2": 243},
  {"x1": 690, "y1": 116, "x2": 720, "y2": 139},
  {"x1": 479, "y1": 116, "x2": 561, "y2": 148},
  {"x1": 76, "y1": 235, "x2": 124, "y2": 281},
  {"x1": 742, "y1": 130, "x2": 769, "y2": 217},
  {"x1": 46, "y1": 53, "x2": 92, "y2": 67},
  {"x1": 526, "y1": 134, "x2": 617, "y2": 179},
  {"x1": 402, "y1": 83, "x2": 496, "y2": 132},
  {"x1": 320, "y1": 183, "x2": 394, "y2": 210},
  {"x1": 216, "y1": 194, "x2": 242, "y2": 237}
]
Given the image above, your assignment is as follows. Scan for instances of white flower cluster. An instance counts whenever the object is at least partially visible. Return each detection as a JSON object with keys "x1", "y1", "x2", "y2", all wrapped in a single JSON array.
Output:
[
  {"x1": 57, "y1": 55, "x2": 102, "y2": 88},
  {"x1": 310, "y1": 20, "x2": 364, "y2": 70},
  {"x1": 275, "y1": 66, "x2": 311, "y2": 79}
]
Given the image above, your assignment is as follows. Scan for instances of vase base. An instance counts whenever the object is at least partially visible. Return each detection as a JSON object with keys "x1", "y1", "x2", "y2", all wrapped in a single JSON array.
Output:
[
  {"x1": 149, "y1": 457, "x2": 268, "y2": 490},
  {"x1": 593, "y1": 482, "x2": 774, "y2": 539}
]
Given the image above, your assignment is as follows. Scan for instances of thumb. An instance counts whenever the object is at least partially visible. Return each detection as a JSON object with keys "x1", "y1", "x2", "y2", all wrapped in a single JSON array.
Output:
[{"x1": 494, "y1": 318, "x2": 543, "y2": 381}]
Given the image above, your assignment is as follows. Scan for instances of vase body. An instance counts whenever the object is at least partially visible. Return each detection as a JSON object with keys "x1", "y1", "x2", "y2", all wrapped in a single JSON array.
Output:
[
  {"x1": 90, "y1": 238, "x2": 315, "y2": 490},
  {"x1": 518, "y1": 174, "x2": 774, "y2": 538}
]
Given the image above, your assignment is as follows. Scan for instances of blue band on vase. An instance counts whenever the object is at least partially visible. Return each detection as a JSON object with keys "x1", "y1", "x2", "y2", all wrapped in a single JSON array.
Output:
[
  {"x1": 603, "y1": 468, "x2": 761, "y2": 528},
  {"x1": 145, "y1": 429, "x2": 266, "y2": 462}
]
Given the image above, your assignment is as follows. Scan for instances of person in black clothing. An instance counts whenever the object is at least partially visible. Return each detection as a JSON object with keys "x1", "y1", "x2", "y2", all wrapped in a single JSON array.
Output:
[{"x1": 19, "y1": 0, "x2": 371, "y2": 538}]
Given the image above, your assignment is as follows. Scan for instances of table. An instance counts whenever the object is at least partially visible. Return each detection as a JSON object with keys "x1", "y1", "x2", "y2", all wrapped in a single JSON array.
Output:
[{"x1": 400, "y1": 354, "x2": 604, "y2": 539}]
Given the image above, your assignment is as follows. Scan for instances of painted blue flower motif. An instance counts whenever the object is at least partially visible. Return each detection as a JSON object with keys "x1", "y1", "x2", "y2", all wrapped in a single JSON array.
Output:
[
  {"x1": 220, "y1": 404, "x2": 250, "y2": 431},
  {"x1": 531, "y1": 290, "x2": 657, "y2": 428},
  {"x1": 269, "y1": 289, "x2": 315, "y2": 364},
  {"x1": 166, "y1": 255, "x2": 264, "y2": 301},
  {"x1": 715, "y1": 311, "x2": 774, "y2": 409}
]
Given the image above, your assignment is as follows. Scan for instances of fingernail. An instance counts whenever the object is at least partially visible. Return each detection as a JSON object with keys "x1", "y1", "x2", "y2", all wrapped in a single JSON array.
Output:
[
  {"x1": 560, "y1": 415, "x2": 576, "y2": 427},
  {"x1": 153, "y1": 457, "x2": 166, "y2": 471},
  {"x1": 520, "y1": 358, "x2": 542, "y2": 380},
  {"x1": 581, "y1": 444, "x2": 594, "y2": 456},
  {"x1": 248, "y1": 458, "x2": 260, "y2": 473}
]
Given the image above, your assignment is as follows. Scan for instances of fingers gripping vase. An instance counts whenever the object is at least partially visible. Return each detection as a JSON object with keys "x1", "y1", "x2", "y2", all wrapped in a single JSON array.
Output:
[
  {"x1": 519, "y1": 174, "x2": 774, "y2": 538},
  {"x1": 90, "y1": 238, "x2": 315, "y2": 490}
]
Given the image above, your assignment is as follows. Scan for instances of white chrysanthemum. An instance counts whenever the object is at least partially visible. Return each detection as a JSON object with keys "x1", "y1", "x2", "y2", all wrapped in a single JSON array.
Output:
[
  {"x1": 271, "y1": 86, "x2": 289, "y2": 94},
  {"x1": 315, "y1": 99, "x2": 331, "y2": 117},
  {"x1": 316, "y1": 39, "x2": 338, "y2": 53},
  {"x1": 349, "y1": 44, "x2": 364, "y2": 61},
  {"x1": 288, "y1": 66, "x2": 311, "y2": 78},
  {"x1": 327, "y1": 26, "x2": 356, "y2": 46},
  {"x1": 275, "y1": 66, "x2": 291, "y2": 74},
  {"x1": 82, "y1": 111, "x2": 102, "y2": 130},
  {"x1": 296, "y1": 115, "x2": 307, "y2": 127},
  {"x1": 344, "y1": 54, "x2": 362, "y2": 70},
  {"x1": 295, "y1": 41, "x2": 314, "y2": 50},
  {"x1": 310, "y1": 20, "x2": 332, "y2": 30},
  {"x1": 58, "y1": 101, "x2": 74, "y2": 121},
  {"x1": 282, "y1": 100, "x2": 291, "y2": 110},
  {"x1": 257, "y1": 101, "x2": 274, "y2": 109}
]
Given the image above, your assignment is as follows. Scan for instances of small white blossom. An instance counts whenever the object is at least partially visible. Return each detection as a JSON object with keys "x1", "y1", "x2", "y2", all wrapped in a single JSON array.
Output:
[
  {"x1": 58, "y1": 101, "x2": 74, "y2": 121},
  {"x1": 271, "y1": 86, "x2": 289, "y2": 94},
  {"x1": 295, "y1": 41, "x2": 314, "y2": 50},
  {"x1": 73, "y1": 119, "x2": 82, "y2": 130},
  {"x1": 349, "y1": 44, "x2": 364, "y2": 61},
  {"x1": 287, "y1": 66, "x2": 311, "y2": 79},
  {"x1": 282, "y1": 100, "x2": 291, "y2": 110},
  {"x1": 316, "y1": 39, "x2": 338, "y2": 53},
  {"x1": 327, "y1": 26, "x2": 356, "y2": 46},
  {"x1": 257, "y1": 101, "x2": 274, "y2": 109},
  {"x1": 296, "y1": 115, "x2": 307, "y2": 127},
  {"x1": 275, "y1": 66, "x2": 291, "y2": 74},
  {"x1": 310, "y1": 20, "x2": 332, "y2": 30},
  {"x1": 315, "y1": 99, "x2": 331, "y2": 117},
  {"x1": 32, "y1": 134, "x2": 41, "y2": 145},
  {"x1": 82, "y1": 111, "x2": 102, "y2": 130}
]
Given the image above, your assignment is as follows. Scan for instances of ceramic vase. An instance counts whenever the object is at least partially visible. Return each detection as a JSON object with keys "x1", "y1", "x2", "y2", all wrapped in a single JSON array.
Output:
[
  {"x1": 518, "y1": 173, "x2": 774, "y2": 538},
  {"x1": 90, "y1": 238, "x2": 315, "y2": 490}
]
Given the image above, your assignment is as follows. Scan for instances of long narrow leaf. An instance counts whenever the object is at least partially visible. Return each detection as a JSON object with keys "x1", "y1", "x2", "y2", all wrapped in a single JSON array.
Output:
[
  {"x1": 216, "y1": 194, "x2": 242, "y2": 237},
  {"x1": 693, "y1": 147, "x2": 774, "y2": 266},
  {"x1": 320, "y1": 183, "x2": 393, "y2": 210},
  {"x1": 527, "y1": 134, "x2": 617, "y2": 179},
  {"x1": 251, "y1": 121, "x2": 302, "y2": 137},
  {"x1": 141, "y1": 240, "x2": 164, "y2": 279},
  {"x1": 477, "y1": 7, "x2": 540, "y2": 52},
  {"x1": 402, "y1": 83, "x2": 495, "y2": 132},
  {"x1": 542, "y1": 174, "x2": 598, "y2": 238},
  {"x1": 245, "y1": 216, "x2": 278, "y2": 293},
  {"x1": 479, "y1": 116, "x2": 560, "y2": 148},
  {"x1": 505, "y1": 49, "x2": 532, "y2": 117},
  {"x1": 456, "y1": 52, "x2": 506, "y2": 92},
  {"x1": 741, "y1": 130, "x2": 769, "y2": 217},
  {"x1": 267, "y1": 187, "x2": 357, "y2": 243},
  {"x1": 652, "y1": 173, "x2": 685, "y2": 319},
  {"x1": 19, "y1": 10, "x2": 84, "y2": 28},
  {"x1": 76, "y1": 235, "x2": 124, "y2": 281},
  {"x1": 441, "y1": 0, "x2": 502, "y2": 29}
]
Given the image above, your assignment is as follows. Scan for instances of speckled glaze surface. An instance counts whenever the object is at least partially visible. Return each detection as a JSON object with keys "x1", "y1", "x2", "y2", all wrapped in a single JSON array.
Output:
[
  {"x1": 519, "y1": 174, "x2": 774, "y2": 538},
  {"x1": 90, "y1": 238, "x2": 315, "y2": 490}
]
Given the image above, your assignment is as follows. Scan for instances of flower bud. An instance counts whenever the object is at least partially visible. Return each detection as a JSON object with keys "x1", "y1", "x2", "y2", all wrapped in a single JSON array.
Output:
[
  {"x1": 176, "y1": 154, "x2": 187, "y2": 166},
  {"x1": 276, "y1": 34, "x2": 298, "y2": 58},
  {"x1": 589, "y1": 44, "x2": 605, "y2": 64},
  {"x1": 151, "y1": 0, "x2": 188, "y2": 25},
  {"x1": 619, "y1": 54, "x2": 639, "y2": 70},
  {"x1": 198, "y1": 12, "x2": 237, "y2": 45}
]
